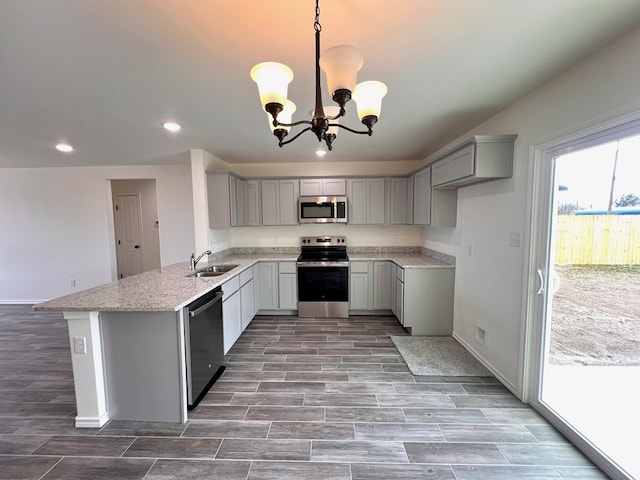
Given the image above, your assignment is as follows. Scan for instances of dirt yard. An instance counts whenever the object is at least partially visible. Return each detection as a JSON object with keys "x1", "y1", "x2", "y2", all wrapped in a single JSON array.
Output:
[{"x1": 550, "y1": 265, "x2": 640, "y2": 365}]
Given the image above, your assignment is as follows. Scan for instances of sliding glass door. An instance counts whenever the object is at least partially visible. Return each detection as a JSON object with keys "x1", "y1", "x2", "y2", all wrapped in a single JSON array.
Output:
[{"x1": 528, "y1": 121, "x2": 640, "y2": 480}]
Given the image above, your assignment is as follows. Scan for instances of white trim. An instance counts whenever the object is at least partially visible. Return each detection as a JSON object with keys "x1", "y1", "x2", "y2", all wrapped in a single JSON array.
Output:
[
  {"x1": 452, "y1": 332, "x2": 518, "y2": 395},
  {"x1": 75, "y1": 413, "x2": 109, "y2": 428},
  {"x1": 524, "y1": 108, "x2": 640, "y2": 480},
  {"x1": 64, "y1": 311, "x2": 110, "y2": 428},
  {"x1": 105, "y1": 180, "x2": 118, "y2": 282}
]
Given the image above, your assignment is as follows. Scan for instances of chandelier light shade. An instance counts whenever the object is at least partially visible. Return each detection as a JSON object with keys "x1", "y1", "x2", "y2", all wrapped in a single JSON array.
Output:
[
  {"x1": 354, "y1": 81, "x2": 388, "y2": 121},
  {"x1": 250, "y1": 0, "x2": 387, "y2": 152},
  {"x1": 269, "y1": 101, "x2": 297, "y2": 133},
  {"x1": 319, "y1": 45, "x2": 364, "y2": 102},
  {"x1": 250, "y1": 62, "x2": 294, "y2": 110}
]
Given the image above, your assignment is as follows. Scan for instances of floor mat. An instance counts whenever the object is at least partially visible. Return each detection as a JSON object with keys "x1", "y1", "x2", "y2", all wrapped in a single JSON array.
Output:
[{"x1": 391, "y1": 336, "x2": 491, "y2": 376}]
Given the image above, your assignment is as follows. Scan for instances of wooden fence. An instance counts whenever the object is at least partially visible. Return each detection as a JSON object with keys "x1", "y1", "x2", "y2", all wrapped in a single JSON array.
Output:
[{"x1": 555, "y1": 215, "x2": 640, "y2": 265}]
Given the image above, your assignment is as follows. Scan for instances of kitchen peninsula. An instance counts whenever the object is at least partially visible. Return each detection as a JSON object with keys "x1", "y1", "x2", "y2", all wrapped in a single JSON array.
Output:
[{"x1": 35, "y1": 249, "x2": 454, "y2": 427}]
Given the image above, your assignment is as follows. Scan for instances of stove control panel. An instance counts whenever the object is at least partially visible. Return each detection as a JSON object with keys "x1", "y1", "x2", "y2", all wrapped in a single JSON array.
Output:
[{"x1": 300, "y1": 236, "x2": 346, "y2": 246}]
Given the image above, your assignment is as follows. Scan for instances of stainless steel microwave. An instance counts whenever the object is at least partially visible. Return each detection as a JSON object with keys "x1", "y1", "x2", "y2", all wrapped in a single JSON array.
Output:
[{"x1": 299, "y1": 196, "x2": 347, "y2": 224}]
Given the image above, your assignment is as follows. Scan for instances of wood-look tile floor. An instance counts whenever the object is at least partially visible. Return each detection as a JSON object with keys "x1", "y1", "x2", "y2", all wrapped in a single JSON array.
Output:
[{"x1": 0, "y1": 305, "x2": 609, "y2": 479}]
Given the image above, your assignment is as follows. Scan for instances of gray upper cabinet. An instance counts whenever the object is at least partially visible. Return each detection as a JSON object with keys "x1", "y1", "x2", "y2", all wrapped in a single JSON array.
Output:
[
  {"x1": 390, "y1": 177, "x2": 412, "y2": 225},
  {"x1": 261, "y1": 179, "x2": 299, "y2": 225},
  {"x1": 239, "y1": 179, "x2": 261, "y2": 226},
  {"x1": 431, "y1": 134, "x2": 517, "y2": 188},
  {"x1": 300, "y1": 178, "x2": 346, "y2": 196},
  {"x1": 208, "y1": 173, "x2": 260, "y2": 228},
  {"x1": 412, "y1": 168, "x2": 431, "y2": 226},
  {"x1": 207, "y1": 172, "x2": 235, "y2": 229},
  {"x1": 347, "y1": 178, "x2": 386, "y2": 225},
  {"x1": 412, "y1": 167, "x2": 457, "y2": 227}
]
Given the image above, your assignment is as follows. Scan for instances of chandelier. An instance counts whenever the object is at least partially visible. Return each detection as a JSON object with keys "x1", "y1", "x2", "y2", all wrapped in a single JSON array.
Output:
[{"x1": 250, "y1": 0, "x2": 387, "y2": 152}]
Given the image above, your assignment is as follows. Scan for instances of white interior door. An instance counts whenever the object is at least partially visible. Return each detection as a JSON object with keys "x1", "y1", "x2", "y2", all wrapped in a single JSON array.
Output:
[{"x1": 114, "y1": 193, "x2": 143, "y2": 278}]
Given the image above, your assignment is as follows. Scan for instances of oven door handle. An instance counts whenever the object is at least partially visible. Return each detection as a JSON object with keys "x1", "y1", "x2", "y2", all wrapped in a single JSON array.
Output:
[{"x1": 297, "y1": 261, "x2": 350, "y2": 267}]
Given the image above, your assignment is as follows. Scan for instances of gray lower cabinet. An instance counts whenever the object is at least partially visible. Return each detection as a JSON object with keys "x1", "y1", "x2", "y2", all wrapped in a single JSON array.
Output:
[
  {"x1": 257, "y1": 261, "x2": 297, "y2": 313},
  {"x1": 350, "y1": 260, "x2": 454, "y2": 335},
  {"x1": 349, "y1": 260, "x2": 392, "y2": 311},
  {"x1": 373, "y1": 261, "x2": 392, "y2": 310},
  {"x1": 101, "y1": 311, "x2": 184, "y2": 423},
  {"x1": 257, "y1": 262, "x2": 278, "y2": 310},
  {"x1": 252, "y1": 263, "x2": 260, "y2": 315},
  {"x1": 394, "y1": 267, "x2": 405, "y2": 325},
  {"x1": 278, "y1": 262, "x2": 297, "y2": 310},
  {"x1": 222, "y1": 275, "x2": 241, "y2": 353},
  {"x1": 397, "y1": 266, "x2": 454, "y2": 335},
  {"x1": 349, "y1": 261, "x2": 370, "y2": 310},
  {"x1": 239, "y1": 268, "x2": 254, "y2": 330}
]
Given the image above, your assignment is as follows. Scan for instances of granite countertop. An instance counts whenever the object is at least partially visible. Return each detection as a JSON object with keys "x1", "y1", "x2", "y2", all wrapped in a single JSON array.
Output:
[
  {"x1": 34, "y1": 250, "x2": 453, "y2": 313},
  {"x1": 348, "y1": 252, "x2": 454, "y2": 268},
  {"x1": 34, "y1": 254, "x2": 297, "y2": 313}
]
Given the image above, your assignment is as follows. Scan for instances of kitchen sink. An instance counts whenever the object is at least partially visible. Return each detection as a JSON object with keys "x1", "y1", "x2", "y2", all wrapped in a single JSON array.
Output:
[
  {"x1": 188, "y1": 264, "x2": 239, "y2": 277},
  {"x1": 194, "y1": 271, "x2": 223, "y2": 277}
]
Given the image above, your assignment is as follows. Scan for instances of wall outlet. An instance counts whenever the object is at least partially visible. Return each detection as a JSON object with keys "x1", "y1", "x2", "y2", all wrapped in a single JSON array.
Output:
[
  {"x1": 69, "y1": 279, "x2": 76, "y2": 287},
  {"x1": 467, "y1": 244, "x2": 473, "y2": 256},
  {"x1": 509, "y1": 232, "x2": 521, "y2": 247},
  {"x1": 73, "y1": 336, "x2": 87, "y2": 354}
]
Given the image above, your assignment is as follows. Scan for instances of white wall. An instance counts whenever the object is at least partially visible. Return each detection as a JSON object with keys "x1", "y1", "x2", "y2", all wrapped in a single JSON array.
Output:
[
  {"x1": 423, "y1": 25, "x2": 640, "y2": 395},
  {"x1": 0, "y1": 165, "x2": 194, "y2": 303}
]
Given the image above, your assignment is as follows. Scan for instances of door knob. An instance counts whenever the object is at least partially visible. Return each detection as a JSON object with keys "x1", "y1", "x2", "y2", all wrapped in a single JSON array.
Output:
[{"x1": 134, "y1": 245, "x2": 140, "y2": 249}]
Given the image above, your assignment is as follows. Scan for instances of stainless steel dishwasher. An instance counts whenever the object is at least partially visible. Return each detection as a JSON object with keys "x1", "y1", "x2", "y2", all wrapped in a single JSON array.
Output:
[{"x1": 183, "y1": 287, "x2": 225, "y2": 409}]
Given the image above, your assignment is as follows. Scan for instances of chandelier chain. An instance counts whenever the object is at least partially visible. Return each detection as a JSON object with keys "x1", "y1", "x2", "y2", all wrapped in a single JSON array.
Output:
[{"x1": 314, "y1": 0, "x2": 321, "y2": 33}]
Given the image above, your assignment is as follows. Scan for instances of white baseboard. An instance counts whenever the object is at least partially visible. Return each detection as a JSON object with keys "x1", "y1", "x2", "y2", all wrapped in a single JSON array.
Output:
[
  {"x1": 75, "y1": 414, "x2": 109, "y2": 428},
  {"x1": 452, "y1": 331, "x2": 522, "y2": 400}
]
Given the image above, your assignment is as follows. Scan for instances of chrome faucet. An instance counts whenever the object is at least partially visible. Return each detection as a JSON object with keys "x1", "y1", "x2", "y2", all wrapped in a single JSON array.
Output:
[{"x1": 190, "y1": 250, "x2": 211, "y2": 271}]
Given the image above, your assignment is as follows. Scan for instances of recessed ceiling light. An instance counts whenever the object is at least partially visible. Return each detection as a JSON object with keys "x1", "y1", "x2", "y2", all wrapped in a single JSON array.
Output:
[
  {"x1": 55, "y1": 143, "x2": 74, "y2": 153},
  {"x1": 315, "y1": 148, "x2": 327, "y2": 157},
  {"x1": 162, "y1": 121, "x2": 182, "y2": 132}
]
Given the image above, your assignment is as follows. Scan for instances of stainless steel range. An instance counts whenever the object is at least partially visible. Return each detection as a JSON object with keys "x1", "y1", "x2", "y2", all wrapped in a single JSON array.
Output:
[{"x1": 297, "y1": 236, "x2": 349, "y2": 318}]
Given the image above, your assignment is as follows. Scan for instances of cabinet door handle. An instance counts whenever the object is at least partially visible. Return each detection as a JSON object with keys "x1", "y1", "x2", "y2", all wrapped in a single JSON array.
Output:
[{"x1": 536, "y1": 269, "x2": 545, "y2": 295}]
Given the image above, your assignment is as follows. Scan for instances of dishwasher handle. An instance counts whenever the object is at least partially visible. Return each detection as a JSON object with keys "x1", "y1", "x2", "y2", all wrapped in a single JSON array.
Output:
[{"x1": 189, "y1": 291, "x2": 223, "y2": 317}]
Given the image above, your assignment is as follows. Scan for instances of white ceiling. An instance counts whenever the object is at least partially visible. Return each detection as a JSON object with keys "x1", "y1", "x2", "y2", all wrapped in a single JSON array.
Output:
[{"x1": 2, "y1": 0, "x2": 640, "y2": 169}]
